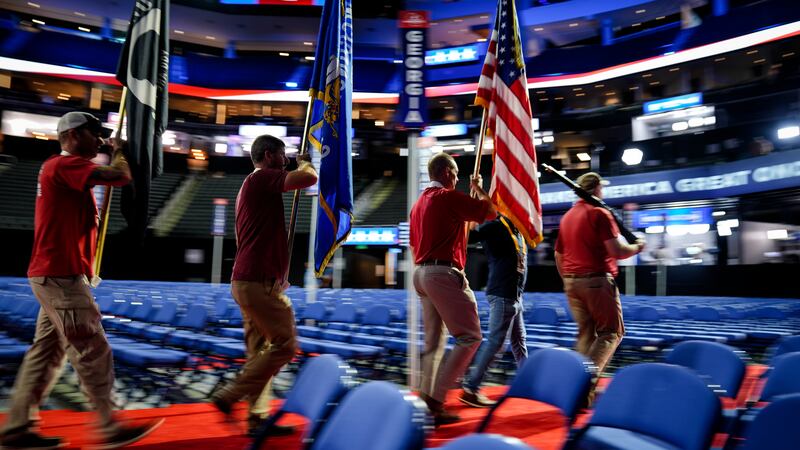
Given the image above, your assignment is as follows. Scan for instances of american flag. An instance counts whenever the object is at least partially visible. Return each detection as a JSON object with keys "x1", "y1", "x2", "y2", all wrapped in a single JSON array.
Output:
[{"x1": 475, "y1": 0, "x2": 543, "y2": 247}]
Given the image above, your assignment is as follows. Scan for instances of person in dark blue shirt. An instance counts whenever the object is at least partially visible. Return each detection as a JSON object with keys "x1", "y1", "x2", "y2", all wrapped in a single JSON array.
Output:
[{"x1": 460, "y1": 215, "x2": 528, "y2": 408}]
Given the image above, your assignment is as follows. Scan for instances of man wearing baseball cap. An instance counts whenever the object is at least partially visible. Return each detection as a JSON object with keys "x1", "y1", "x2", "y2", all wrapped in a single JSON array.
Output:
[
  {"x1": 0, "y1": 111, "x2": 163, "y2": 449},
  {"x1": 555, "y1": 172, "x2": 645, "y2": 406}
]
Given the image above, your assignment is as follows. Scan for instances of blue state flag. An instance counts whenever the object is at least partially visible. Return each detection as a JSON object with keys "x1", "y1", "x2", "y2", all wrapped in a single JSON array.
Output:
[{"x1": 308, "y1": 0, "x2": 353, "y2": 277}]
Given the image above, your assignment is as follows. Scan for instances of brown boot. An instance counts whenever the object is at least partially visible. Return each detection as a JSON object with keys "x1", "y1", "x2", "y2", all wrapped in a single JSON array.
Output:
[
  {"x1": 459, "y1": 388, "x2": 497, "y2": 408},
  {"x1": 419, "y1": 393, "x2": 460, "y2": 426}
]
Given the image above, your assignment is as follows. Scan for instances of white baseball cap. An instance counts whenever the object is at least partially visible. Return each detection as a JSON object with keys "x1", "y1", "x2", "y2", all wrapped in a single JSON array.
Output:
[{"x1": 56, "y1": 112, "x2": 112, "y2": 137}]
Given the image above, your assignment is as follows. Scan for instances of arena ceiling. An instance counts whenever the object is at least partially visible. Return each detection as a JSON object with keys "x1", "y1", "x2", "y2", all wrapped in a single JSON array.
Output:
[{"x1": 0, "y1": 0, "x2": 703, "y2": 51}]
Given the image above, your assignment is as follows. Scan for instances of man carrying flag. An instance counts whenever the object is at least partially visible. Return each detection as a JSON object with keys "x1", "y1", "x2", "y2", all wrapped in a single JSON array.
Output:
[
  {"x1": 0, "y1": 112, "x2": 163, "y2": 450},
  {"x1": 211, "y1": 135, "x2": 317, "y2": 436},
  {"x1": 307, "y1": 0, "x2": 354, "y2": 276},
  {"x1": 115, "y1": 0, "x2": 170, "y2": 243}
]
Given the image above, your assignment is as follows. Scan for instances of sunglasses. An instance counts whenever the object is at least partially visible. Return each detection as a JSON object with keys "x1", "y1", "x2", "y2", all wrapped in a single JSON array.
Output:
[{"x1": 75, "y1": 124, "x2": 107, "y2": 138}]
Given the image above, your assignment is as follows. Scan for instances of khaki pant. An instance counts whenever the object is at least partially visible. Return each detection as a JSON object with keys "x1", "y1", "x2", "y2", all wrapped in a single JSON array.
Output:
[
  {"x1": 1, "y1": 276, "x2": 116, "y2": 436},
  {"x1": 213, "y1": 279, "x2": 298, "y2": 409},
  {"x1": 413, "y1": 265, "x2": 482, "y2": 402},
  {"x1": 563, "y1": 275, "x2": 625, "y2": 376}
]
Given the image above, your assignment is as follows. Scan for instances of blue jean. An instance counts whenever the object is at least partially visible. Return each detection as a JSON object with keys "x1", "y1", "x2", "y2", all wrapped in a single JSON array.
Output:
[{"x1": 464, "y1": 294, "x2": 528, "y2": 391}]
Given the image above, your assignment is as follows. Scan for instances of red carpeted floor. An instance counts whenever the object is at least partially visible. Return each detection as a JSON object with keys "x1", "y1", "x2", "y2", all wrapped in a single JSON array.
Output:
[
  {"x1": 0, "y1": 385, "x2": 577, "y2": 450},
  {"x1": 0, "y1": 365, "x2": 767, "y2": 449}
]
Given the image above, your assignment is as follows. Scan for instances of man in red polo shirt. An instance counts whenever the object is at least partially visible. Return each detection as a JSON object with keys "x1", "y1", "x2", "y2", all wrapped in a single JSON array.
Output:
[
  {"x1": 410, "y1": 152, "x2": 496, "y2": 425},
  {"x1": 0, "y1": 112, "x2": 163, "y2": 450},
  {"x1": 210, "y1": 135, "x2": 317, "y2": 436},
  {"x1": 555, "y1": 172, "x2": 644, "y2": 400}
]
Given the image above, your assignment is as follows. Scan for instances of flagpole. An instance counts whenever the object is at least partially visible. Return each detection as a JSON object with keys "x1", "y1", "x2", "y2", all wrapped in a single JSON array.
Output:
[
  {"x1": 473, "y1": 108, "x2": 489, "y2": 178},
  {"x1": 93, "y1": 87, "x2": 128, "y2": 278},
  {"x1": 286, "y1": 98, "x2": 315, "y2": 269}
]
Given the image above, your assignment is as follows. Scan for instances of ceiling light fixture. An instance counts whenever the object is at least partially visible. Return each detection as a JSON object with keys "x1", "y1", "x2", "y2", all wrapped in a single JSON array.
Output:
[
  {"x1": 777, "y1": 125, "x2": 800, "y2": 140},
  {"x1": 621, "y1": 147, "x2": 644, "y2": 165},
  {"x1": 672, "y1": 121, "x2": 689, "y2": 131}
]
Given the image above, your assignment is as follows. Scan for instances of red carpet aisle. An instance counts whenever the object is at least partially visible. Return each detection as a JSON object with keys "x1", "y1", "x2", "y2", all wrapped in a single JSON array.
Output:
[
  {"x1": 0, "y1": 403, "x2": 305, "y2": 450},
  {"x1": 425, "y1": 385, "x2": 582, "y2": 449},
  {"x1": 0, "y1": 386, "x2": 576, "y2": 450},
  {"x1": 0, "y1": 365, "x2": 768, "y2": 450}
]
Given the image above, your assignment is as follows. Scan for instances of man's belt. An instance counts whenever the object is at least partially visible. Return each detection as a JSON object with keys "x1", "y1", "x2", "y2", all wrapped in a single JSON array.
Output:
[
  {"x1": 420, "y1": 259, "x2": 458, "y2": 268},
  {"x1": 562, "y1": 272, "x2": 610, "y2": 278}
]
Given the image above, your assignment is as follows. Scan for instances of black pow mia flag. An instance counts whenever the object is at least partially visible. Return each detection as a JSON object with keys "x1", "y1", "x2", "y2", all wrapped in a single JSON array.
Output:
[{"x1": 115, "y1": 0, "x2": 169, "y2": 243}]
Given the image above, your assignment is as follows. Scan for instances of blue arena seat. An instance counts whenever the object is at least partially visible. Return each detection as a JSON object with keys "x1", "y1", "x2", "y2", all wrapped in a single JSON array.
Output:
[
  {"x1": 439, "y1": 434, "x2": 534, "y2": 450},
  {"x1": 758, "y1": 352, "x2": 800, "y2": 403},
  {"x1": 112, "y1": 343, "x2": 189, "y2": 367},
  {"x1": 141, "y1": 304, "x2": 208, "y2": 340},
  {"x1": 301, "y1": 303, "x2": 329, "y2": 322},
  {"x1": 250, "y1": 354, "x2": 356, "y2": 449},
  {"x1": 690, "y1": 306, "x2": 723, "y2": 321},
  {"x1": 309, "y1": 381, "x2": 427, "y2": 450},
  {"x1": 631, "y1": 306, "x2": 662, "y2": 322},
  {"x1": 328, "y1": 303, "x2": 358, "y2": 323},
  {"x1": 297, "y1": 337, "x2": 384, "y2": 359},
  {"x1": 738, "y1": 394, "x2": 800, "y2": 450},
  {"x1": 478, "y1": 348, "x2": 593, "y2": 432},
  {"x1": 665, "y1": 340, "x2": 746, "y2": 399},
  {"x1": 115, "y1": 301, "x2": 178, "y2": 335},
  {"x1": 528, "y1": 307, "x2": 560, "y2": 326},
  {"x1": 771, "y1": 335, "x2": 800, "y2": 361},
  {"x1": 565, "y1": 363, "x2": 721, "y2": 450},
  {"x1": 0, "y1": 345, "x2": 29, "y2": 363},
  {"x1": 362, "y1": 304, "x2": 392, "y2": 326}
]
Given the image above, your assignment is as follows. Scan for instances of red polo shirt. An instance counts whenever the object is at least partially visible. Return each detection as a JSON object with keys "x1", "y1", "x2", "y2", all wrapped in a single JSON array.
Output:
[
  {"x1": 231, "y1": 168, "x2": 289, "y2": 282},
  {"x1": 555, "y1": 199, "x2": 620, "y2": 277},
  {"x1": 28, "y1": 154, "x2": 98, "y2": 278},
  {"x1": 410, "y1": 186, "x2": 490, "y2": 270}
]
